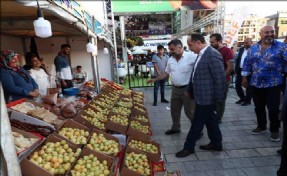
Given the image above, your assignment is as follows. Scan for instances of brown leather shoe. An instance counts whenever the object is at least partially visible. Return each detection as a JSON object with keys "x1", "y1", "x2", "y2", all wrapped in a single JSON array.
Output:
[
  {"x1": 175, "y1": 149, "x2": 194, "y2": 158},
  {"x1": 200, "y1": 143, "x2": 222, "y2": 151},
  {"x1": 165, "y1": 129, "x2": 181, "y2": 135}
]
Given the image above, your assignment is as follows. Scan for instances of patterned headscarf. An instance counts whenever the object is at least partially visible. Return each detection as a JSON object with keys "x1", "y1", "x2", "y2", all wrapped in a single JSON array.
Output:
[
  {"x1": 0, "y1": 50, "x2": 21, "y2": 70},
  {"x1": 0, "y1": 50, "x2": 29, "y2": 81}
]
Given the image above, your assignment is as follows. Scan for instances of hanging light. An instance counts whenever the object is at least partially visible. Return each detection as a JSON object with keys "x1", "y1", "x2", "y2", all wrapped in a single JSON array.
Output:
[
  {"x1": 103, "y1": 46, "x2": 109, "y2": 55},
  {"x1": 33, "y1": 0, "x2": 52, "y2": 38},
  {"x1": 86, "y1": 40, "x2": 97, "y2": 53}
]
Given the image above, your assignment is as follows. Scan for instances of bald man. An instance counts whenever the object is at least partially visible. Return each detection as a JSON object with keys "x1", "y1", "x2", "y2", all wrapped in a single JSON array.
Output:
[
  {"x1": 241, "y1": 26, "x2": 287, "y2": 141},
  {"x1": 235, "y1": 38, "x2": 253, "y2": 106}
]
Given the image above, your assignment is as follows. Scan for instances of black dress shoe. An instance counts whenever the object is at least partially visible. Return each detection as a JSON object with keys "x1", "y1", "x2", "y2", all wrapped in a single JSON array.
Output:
[
  {"x1": 153, "y1": 102, "x2": 157, "y2": 106},
  {"x1": 241, "y1": 102, "x2": 251, "y2": 106},
  {"x1": 165, "y1": 129, "x2": 181, "y2": 135},
  {"x1": 161, "y1": 99, "x2": 169, "y2": 103},
  {"x1": 235, "y1": 99, "x2": 244, "y2": 104},
  {"x1": 200, "y1": 143, "x2": 222, "y2": 151},
  {"x1": 175, "y1": 149, "x2": 194, "y2": 158}
]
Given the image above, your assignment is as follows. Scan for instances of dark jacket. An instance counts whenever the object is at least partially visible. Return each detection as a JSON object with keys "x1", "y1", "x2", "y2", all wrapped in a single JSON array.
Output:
[
  {"x1": 188, "y1": 46, "x2": 226, "y2": 105},
  {"x1": 281, "y1": 84, "x2": 287, "y2": 121},
  {"x1": 235, "y1": 47, "x2": 245, "y2": 73},
  {"x1": 0, "y1": 67, "x2": 38, "y2": 101}
]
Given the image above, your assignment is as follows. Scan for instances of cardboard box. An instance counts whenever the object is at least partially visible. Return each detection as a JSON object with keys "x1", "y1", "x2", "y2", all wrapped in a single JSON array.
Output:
[
  {"x1": 130, "y1": 113, "x2": 150, "y2": 126},
  {"x1": 20, "y1": 134, "x2": 78, "y2": 176},
  {"x1": 82, "y1": 104, "x2": 110, "y2": 122},
  {"x1": 126, "y1": 120, "x2": 151, "y2": 141},
  {"x1": 86, "y1": 128, "x2": 121, "y2": 158},
  {"x1": 54, "y1": 119, "x2": 92, "y2": 148},
  {"x1": 12, "y1": 127, "x2": 44, "y2": 162},
  {"x1": 66, "y1": 148, "x2": 114, "y2": 176},
  {"x1": 73, "y1": 110, "x2": 107, "y2": 132},
  {"x1": 120, "y1": 147, "x2": 152, "y2": 176},
  {"x1": 127, "y1": 137, "x2": 161, "y2": 162},
  {"x1": 105, "y1": 114, "x2": 129, "y2": 135}
]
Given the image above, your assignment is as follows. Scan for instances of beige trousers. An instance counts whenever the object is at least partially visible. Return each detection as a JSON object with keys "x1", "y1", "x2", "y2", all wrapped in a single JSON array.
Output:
[{"x1": 170, "y1": 86, "x2": 195, "y2": 130}]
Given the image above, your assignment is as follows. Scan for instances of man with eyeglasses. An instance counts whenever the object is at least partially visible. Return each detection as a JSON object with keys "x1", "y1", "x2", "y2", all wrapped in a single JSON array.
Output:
[{"x1": 241, "y1": 26, "x2": 287, "y2": 142}]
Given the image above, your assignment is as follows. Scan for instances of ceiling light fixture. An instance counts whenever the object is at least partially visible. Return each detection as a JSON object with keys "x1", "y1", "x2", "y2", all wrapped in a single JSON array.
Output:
[
  {"x1": 86, "y1": 27, "x2": 97, "y2": 54},
  {"x1": 103, "y1": 45, "x2": 109, "y2": 55},
  {"x1": 33, "y1": 0, "x2": 52, "y2": 38}
]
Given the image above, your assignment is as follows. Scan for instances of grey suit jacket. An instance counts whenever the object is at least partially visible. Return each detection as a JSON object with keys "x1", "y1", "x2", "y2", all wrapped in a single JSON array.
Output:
[{"x1": 188, "y1": 46, "x2": 226, "y2": 105}]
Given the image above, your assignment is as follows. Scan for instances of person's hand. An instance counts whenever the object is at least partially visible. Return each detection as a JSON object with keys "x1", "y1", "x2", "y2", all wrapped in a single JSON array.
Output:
[
  {"x1": 147, "y1": 79, "x2": 156, "y2": 84},
  {"x1": 241, "y1": 77, "x2": 248, "y2": 88},
  {"x1": 29, "y1": 90, "x2": 40, "y2": 97},
  {"x1": 62, "y1": 80, "x2": 67, "y2": 87}
]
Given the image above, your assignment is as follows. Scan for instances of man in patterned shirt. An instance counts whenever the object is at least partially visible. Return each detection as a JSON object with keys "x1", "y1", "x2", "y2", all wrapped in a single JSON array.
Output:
[{"x1": 242, "y1": 26, "x2": 287, "y2": 142}]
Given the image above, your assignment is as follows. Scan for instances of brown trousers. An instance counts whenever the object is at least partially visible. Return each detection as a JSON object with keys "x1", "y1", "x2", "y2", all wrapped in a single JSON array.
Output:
[{"x1": 170, "y1": 86, "x2": 195, "y2": 130}]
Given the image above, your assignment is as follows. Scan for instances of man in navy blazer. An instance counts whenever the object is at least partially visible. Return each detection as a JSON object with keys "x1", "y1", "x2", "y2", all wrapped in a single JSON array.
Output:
[
  {"x1": 235, "y1": 38, "x2": 252, "y2": 106},
  {"x1": 176, "y1": 33, "x2": 226, "y2": 157}
]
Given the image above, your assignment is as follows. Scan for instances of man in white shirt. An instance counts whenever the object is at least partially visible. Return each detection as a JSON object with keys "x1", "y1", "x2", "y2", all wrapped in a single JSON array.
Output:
[
  {"x1": 235, "y1": 38, "x2": 252, "y2": 106},
  {"x1": 148, "y1": 39, "x2": 197, "y2": 135},
  {"x1": 54, "y1": 44, "x2": 73, "y2": 92}
]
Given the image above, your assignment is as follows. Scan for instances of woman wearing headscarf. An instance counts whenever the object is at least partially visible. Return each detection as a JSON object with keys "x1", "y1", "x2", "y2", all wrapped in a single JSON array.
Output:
[{"x1": 0, "y1": 50, "x2": 39, "y2": 102}]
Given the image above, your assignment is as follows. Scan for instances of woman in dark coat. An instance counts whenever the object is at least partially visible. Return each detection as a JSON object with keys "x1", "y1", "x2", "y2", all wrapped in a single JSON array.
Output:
[{"x1": 0, "y1": 50, "x2": 39, "y2": 102}]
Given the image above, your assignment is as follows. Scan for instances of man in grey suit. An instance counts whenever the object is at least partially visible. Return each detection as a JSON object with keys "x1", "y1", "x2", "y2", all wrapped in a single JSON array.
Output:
[{"x1": 176, "y1": 33, "x2": 226, "y2": 157}]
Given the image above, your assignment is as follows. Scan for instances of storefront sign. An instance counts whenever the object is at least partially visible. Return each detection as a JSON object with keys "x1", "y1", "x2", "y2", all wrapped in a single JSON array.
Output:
[
  {"x1": 50, "y1": 0, "x2": 103, "y2": 34},
  {"x1": 112, "y1": 0, "x2": 218, "y2": 13}
]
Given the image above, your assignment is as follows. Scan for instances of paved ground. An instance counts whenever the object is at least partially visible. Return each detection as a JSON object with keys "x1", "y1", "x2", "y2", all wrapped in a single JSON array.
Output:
[{"x1": 134, "y1": 87, "x2": 282, "y2": 176}]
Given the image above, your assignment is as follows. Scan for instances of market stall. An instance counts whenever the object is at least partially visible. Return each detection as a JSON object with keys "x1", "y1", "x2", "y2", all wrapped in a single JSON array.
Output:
[{"x1": 1, "y1": 79, "x2": 180, "y2": 176}]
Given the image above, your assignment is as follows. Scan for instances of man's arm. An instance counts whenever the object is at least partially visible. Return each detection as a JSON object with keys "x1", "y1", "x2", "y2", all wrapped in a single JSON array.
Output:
[
  {"x1": 154, "y1": 63, "x2": 161, "y2": 75},
  {"x1": 147, "y1": 72, "x2": 168, "y2": 84},
  {"x1": 210, "y1": 52, "x2": 226, "y2": 103},
  {"x1": 225, "y1": 61, "x2": 234, "y2": 77}
]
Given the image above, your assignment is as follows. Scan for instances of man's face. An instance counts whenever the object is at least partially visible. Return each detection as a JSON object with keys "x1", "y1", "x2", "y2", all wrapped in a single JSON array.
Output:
[
  {"x1": 77, "y1": 67, "x2": 82, "y2": 73},
  {"x1": 243, "y1": 39, "x2": 252, "y2": 49},
  {"x1": 158, "y1": 48, "x2": 164, "y2": 55},
  {"x1": 62, "y1": 47, "x2": 71, "y2": 55},
  {"x1": 168, "y1": 44, "x2": 182, "y2": 57},
  {"x1": 187, "y1": 38, "x2": 198, "y2": 54},
  {"x1": 209, "y1": 36, "x2": 220, "y2": 49},
  {"x1": 260, "y1": 26, "x2": 275, "y2": 44}
]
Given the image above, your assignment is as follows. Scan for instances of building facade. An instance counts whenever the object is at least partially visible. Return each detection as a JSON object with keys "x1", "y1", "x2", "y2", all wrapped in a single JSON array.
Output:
[{"x1": 267, "y1": 11, "x2": 287, "y2": 39}]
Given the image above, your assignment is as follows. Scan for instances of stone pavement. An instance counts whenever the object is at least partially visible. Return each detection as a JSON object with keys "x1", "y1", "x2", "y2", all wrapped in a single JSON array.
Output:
[{"x1": 135, "y1": 87, "x2": 282, "y2": 176}]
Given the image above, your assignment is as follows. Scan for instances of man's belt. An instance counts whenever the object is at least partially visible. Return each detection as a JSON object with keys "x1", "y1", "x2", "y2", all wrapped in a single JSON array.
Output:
[{"x1": 173, "y1": 85, "x2": 187, "y2": 88}]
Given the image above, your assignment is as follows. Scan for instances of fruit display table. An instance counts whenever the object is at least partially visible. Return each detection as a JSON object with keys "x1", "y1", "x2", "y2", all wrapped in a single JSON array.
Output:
[{"x1": 4, "y1": 79, "x2": 181, "y2": 176}]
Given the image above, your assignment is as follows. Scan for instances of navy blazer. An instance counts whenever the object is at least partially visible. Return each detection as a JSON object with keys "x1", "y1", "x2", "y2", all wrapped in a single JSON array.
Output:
[
  {"x1": 0, "y1": 67, "x2": 38, "y2": 101},
  {"x1": 188, "y1": 46, "x2": 226, "y2": 105}
]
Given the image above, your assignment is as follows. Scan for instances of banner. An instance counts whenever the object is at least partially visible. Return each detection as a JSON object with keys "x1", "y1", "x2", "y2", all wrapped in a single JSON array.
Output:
[
  {"x1": 223, "y1": 6, "x2": 250, "y2": 47},
  {"x1": 112, "y1": 0, "x2": 218, "y2": 13}
]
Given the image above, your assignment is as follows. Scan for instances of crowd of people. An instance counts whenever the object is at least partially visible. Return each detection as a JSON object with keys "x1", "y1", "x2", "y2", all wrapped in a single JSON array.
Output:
[
  {"x1": 1, "y1": 25, "x2": 286, "y2": 175},
  {"x1": 148, "y1": 25, "x2": 286, "y2": 175},
  {"x1": 0, "y1": 44, "x2": 87, "y2": 103}
]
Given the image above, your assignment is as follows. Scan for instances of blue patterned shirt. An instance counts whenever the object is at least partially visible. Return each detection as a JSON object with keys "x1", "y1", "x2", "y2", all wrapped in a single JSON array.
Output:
[{"x1": 241, "y1": 40, "x2": 287, "y2": 88}]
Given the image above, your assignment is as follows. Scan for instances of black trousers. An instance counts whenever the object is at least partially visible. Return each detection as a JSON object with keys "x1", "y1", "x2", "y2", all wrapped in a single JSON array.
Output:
[
  {"x1": 252, "y1": 86, "x2": 281, "y2": 132},
  {"x1": 235, "y1": 69, "x2": 252, "y2": 102},
  {"x1": 184, "y1": 104, "x2": 222, "y2": 151},
  {"x1": 277, "y1": 119, "x2": 287, "y2": 176},
  {"x1": 61, "y1": 80, "x2": 73, "y2": 93}
]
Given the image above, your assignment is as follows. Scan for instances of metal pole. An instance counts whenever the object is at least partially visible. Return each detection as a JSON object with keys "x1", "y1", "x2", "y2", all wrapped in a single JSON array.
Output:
[
  {"x1": 90, "y1": 37, "x2": 101, "y2": 94},
  {"x1": 120, "y1": 16, "x2": 127, "y2": 63},
  {"x1": 111, "y1": 3, "x2": 119, "y2": 83}
]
